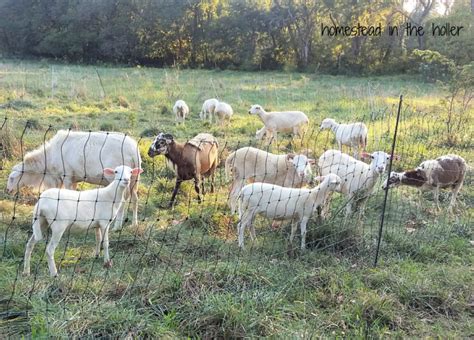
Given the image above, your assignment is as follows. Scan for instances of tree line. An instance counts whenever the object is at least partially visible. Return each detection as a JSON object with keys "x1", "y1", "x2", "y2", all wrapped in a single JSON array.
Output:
[{"x1": 0, "y1": 0, "x2": 471, "y2": 74}]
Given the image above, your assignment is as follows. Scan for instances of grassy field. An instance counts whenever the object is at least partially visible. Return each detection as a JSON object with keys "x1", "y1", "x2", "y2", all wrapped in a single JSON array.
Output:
[{"x1": 0, "y1": 60, "x2": 472, "y2": 338}]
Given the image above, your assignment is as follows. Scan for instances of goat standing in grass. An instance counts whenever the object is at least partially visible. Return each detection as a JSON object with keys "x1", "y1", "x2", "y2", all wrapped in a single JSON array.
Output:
[
  {"x1": 23, "y1": 165, "x2": 143, "y2": 277},
  {"x1": 148, "y1": 133, "x2": 219, "y2": 207}
]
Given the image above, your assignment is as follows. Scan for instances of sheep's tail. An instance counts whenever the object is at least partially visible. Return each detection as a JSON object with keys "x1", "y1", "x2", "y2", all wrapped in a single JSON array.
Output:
[
  {"x1": 225, "y1": 151, "x2": 236, "y2": 180},
  {"x1": 32, "y1": 205, "x2": 43, "y2": 241}
]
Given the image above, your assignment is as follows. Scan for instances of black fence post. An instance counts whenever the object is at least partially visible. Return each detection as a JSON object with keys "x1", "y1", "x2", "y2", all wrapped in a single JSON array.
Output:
[{"x1": 374, "y1": 94, "x2": 403, "y2": 267}]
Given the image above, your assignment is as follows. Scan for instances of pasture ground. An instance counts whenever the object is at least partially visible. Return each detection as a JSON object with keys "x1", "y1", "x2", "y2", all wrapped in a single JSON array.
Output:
[{"x1": 0, "y1": 60, "x2": 472, "y2": 337}]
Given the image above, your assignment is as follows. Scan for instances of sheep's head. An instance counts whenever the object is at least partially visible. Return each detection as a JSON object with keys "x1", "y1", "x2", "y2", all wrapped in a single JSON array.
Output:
[
  {"x1": 313, "y1": 174, "x2": 342, "y2": 192},
  {"x1": 382, "y1": 171, "x2": 404, "y2": 189},
  {"x1": 6, "y1": 163, "x2": 51, "y2": 194},
  {"x1": 255, "y1": 127, "x2": 266, "y2": 140},
  {"x1": 104, "y1": 166, "x2": 143, "y2": 188},
  {"x1": 362, "y1": 151, "x2": 394, "y2": 174},
  {"x1": 248, "y1": 104, "x2": 264, "y2": 115},
  {"x1": 287, "y1": 154, "x2": 315, "y2": 184},
  {"x1": 148, "y1": 133, "x2": 174, "y2": 157},
  {"x1": 320, "y1": 118, "x2": 336, "y2": 130}
]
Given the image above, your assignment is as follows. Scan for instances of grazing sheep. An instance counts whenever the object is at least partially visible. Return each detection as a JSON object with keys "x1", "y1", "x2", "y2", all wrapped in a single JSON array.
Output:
[
  {"x1": 225, "y1": 147, "x2": 316, "y2": 213},
  {"x1": 200, "y1": 98, "x2": 219, "y2": 121},
  {"x1": 318, "y1": 149, "x2": 392, "y2": 216},
  {"x1": 249, "y1": 104, "x2": 309, "y2": 144},
  {"x1": 173, "y1": 100, "x2": 190, "y2": 123},
  {"x1": 214, "y1": 101, "x2": 233, "y2": 124},
  {"x1": 237, "y1": 174, "x2": 342, "y2": 250},
  {"x1": 23, "y1": 165, "x2": 143, "y2": 276},
  {"x1": 320, "y1": 118, "x2": 368, "y2": 159},
  {"x1": 6, "y1": 130, "x2": 142, "y2": 230},
  {"x1": 148, "y1": 132, "x2": 219, "y2": 207},
  {"x1": 382, "y1": 154, "x2": 466, "y2": 212}
]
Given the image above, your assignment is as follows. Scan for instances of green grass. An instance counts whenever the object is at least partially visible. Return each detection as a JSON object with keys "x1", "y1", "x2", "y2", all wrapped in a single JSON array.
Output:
[{"x1": 0, "y1": 60, "x2": 472, "y2": 338}]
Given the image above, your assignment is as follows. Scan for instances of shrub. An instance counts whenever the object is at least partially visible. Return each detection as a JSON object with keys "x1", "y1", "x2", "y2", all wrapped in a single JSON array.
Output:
[{"x1": 411, "y1": 49, "x2": 456, "y2": 83}]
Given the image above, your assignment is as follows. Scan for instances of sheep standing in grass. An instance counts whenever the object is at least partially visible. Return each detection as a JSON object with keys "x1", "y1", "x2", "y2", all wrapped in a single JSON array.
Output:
[
  {"x1": 225, "y1": 146, "x2": 315, "y2": 213},
  {"x1": 318, "y1": 149, "x2": 392, "y2": 216},
  {"x1": 23, "y1": 165, "x2": 143, "y2": 277},
  {"x1": 248, "y1": 104, "x2": 309, "y2": 144},
  {"x1": 320, "y1": 118, "x2": 368, "y2": 159},
  {"x1": 214, "y1": 101, "x2": 233, "y2": 125},
  {"x1": 6, "y1": 130, "x2": 142, "y2": 230},
  {"x1": 200, "y1": 98, "x2": 219, "y2": 122},
  {"x1": 173, "y1": 100, "x2": 190, "y2": 123},
  {"x1": 382, "y1": 154, "x2": 466, "y2": 212},
  {"x1": 237, "y1": 174, "x2": 342, "y2": 250}
]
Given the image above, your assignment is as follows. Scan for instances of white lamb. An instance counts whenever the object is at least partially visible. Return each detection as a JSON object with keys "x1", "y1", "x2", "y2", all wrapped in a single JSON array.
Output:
[
  {"x1": 214, "y1": 101, "x2": 233, "y2": 124},
  {"x1": 199, "y1": 98, "x2": 219, "y2": 121},
  {"x1": 237, "y1": 174, "x2": 342, "y2": 250},
  {"x1": 23, "y1": 165, "x2": 143, "y2": 277},
  {"x1": 6, "y1": 130, "x2": 142, "y2": 230},
  {"x1": 173, "y1": 100, "x2": 190, "y2": 123},
  {"x1": 318, "y1": 149, "x2": 391, "y2": 216},
  {"x1": 225, "y1": 147, "x2": 315, "y2": 213},
  {"x1": 320, "y1": 118, "x2": 368, "y2": 159},
  {"x1": 248, "y1": 104, "x2": 309, "y2": 144}
]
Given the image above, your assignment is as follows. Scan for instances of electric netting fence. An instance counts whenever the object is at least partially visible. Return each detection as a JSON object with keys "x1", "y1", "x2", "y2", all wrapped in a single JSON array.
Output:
[{"x1": 0, "y1": 95, "x2": 471, "y2": 337}]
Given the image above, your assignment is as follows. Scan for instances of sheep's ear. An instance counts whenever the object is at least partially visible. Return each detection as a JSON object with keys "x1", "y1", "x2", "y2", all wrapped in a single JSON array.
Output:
[
  {"x1": 308, "y1": 158, "x2": 316, "y2": 165},
  {"x1": 286, "y1": 153, "x2": 295, "y2": 161},
  {"x1": 313, "y1": 175, "x2": 325, "y2": 182},
  {"x1": 360, "y1": 152, "x2": 371, "y2": 159},
  {"x1": 131, "y1": 168, "x2": 144, "y2": 175},
  {"x1": 103, "y1": 168, "x2": 115, "y2": 176}
]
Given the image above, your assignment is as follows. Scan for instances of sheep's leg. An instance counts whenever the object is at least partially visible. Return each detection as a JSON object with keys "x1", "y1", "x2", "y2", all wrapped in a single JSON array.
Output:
[
  {"x1": 433, "y1": 186, "x2": 440, "y2": 211},
  {"x1": 228, "y1": 180, "x2": 243, "y2": 214},
  {"x1": 289, "y1": 220, "x2": 298, "y2": 247},
  {"x1": 23, "y1": 234, "x2": 38, "y2": 276},
  {"x1": 102, "y1": 225, "x2": 112, "y2": 268},
  {"x1": 209, "y1": 162, "x2": 217, "y2": 194},
  {"x1": 249, "y1": 223, "x2": 257, "y2": 241},
  {"x1": 353, "y1": 143, "x2": 359, "y2": 159},
  {"x1": 194, "y1": 176, "x2": 202, "y2": 203},
  {"x1": 300, "y1": 216, "x2": 310, "y2": 251},
  {"x1": 131, "y1": 182, "x2": 139, "y2": 227},
  {"x1": 63, "y1": 178, "x2": 77, "y2": 190},
  {"x1": 448, "y1": 181, "x2": 463, "y2": 213},
  {"x1": 94, "y1": 227, "x2": 102, "y2": 258},
  {"x1": 169, "y1": 179, "x2": 182, "y2": 208},
  {"x1": 237, "y1": 212, "x2": 254, "y2": 249},
  {"x1": 46, "y1": 224, "x2": 67, "y2": 277},
  {"x1": 113, "y1": 199, "x2": 126, "y2": 231}
]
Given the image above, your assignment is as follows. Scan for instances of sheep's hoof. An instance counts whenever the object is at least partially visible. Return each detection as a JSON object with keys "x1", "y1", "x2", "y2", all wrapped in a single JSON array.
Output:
[{"x1": 103, "y1": 260, "x2": 113, "y2": 269}]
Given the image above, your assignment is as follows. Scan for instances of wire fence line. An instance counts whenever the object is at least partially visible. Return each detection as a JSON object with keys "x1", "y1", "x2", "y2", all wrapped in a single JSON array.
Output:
[{"x1": 0, "y1": 94, "x2": 471, "y2": 336}]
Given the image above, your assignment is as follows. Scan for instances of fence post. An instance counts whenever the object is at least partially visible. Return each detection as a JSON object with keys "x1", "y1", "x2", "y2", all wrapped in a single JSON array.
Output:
[{"x1": 374, "y1": 94, "x2": 403, "y2": 267}]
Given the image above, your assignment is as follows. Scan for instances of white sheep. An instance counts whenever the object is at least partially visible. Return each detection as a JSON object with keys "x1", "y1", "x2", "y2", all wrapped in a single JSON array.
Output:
[
  {"x1": 199, "y1": 98, "x2": 219, "y2": 121},
  {"x1": 320, "y1": 118, "x2": 368, "y2": 159},
  {"x1": 237, "y1": 174, "x2": 342, "y2": 250},
  {"x1": 173, "y1": 100, "x2": 190, "y2": 123},
  {"x1": 225, "y1": 147, "x2": 316, "y2": 213},
  {"x1": 248, "y1": 104, "x2": 309, "y2": 144},
  {"x1": 6, "y1": 130, "x2": 142, "y2": 230},
  {"x1": 214, "y1": 101, "x2": 233, "y2": 124},
  {"x1": 23, "y1": 165, "x2": 143, "y2": 277},
  {"x1": 318, "y1": 149, "x2": 391, "y2": 216}
]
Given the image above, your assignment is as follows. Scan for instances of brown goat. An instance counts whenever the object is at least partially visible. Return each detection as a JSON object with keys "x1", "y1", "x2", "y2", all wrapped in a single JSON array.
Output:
[
  {"x1": 148, "y1": 133, "x2": 219, "y2": 207},
  {"x1": 383, "y1": 154, "x2": 467, "y2": 212}
]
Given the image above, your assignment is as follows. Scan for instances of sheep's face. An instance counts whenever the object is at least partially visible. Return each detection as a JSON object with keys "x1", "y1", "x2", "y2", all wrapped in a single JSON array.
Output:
[
  {"x1": 248, "y1": 104, "x2": 263, "y2": 115},
  {"x1": 365, "y1": 151, "x2": 391, "y2": 174},
  {"x1": 104, "y1": 166, "x2": 143, "y2": 188},
  {"x1": 289, "y1": 154, "x2": 315, "y2": 183},
  {"x1": 255, "y1": 127, "x2": 266, "y2": 140},
  {"x1": 382, "y1": 171, "x2": 403, "y2": 189},
  {"x1": 148, "y1": 133, "x2": 173, "y2": 157},
  {"x1": 6, "y1": 164, "x2": 23, "y2": 193},
  {"x1": 320, "y1": 118, "x2": 335, "y2": 130},
  {"x1": 6, "y1": 163, "x2": 43, "y2": 194},
  {"x1": 314, "y1": 174, "x2": 342, "y2": 192}
]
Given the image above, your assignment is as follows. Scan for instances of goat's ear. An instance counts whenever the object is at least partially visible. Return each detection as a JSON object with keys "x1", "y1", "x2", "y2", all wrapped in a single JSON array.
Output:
[
  {"x1": 360, "y1": 152, "x2": 371, "y2": 159},
  {"x1": 286, "y1": 153, "x2": 295, "y2": 161},
  {"x1": 103, "y1": 168, "x2": 115, "y2": 176},
  {"x1": 131, "y1": 168, "x2": 144, "y2": 175},
  {"x1": 308, "y1": 158, "x2": 316, "y2": 165},
  {"x1": 313, "y1": 175, "x2": 325, "y2": 182}
]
